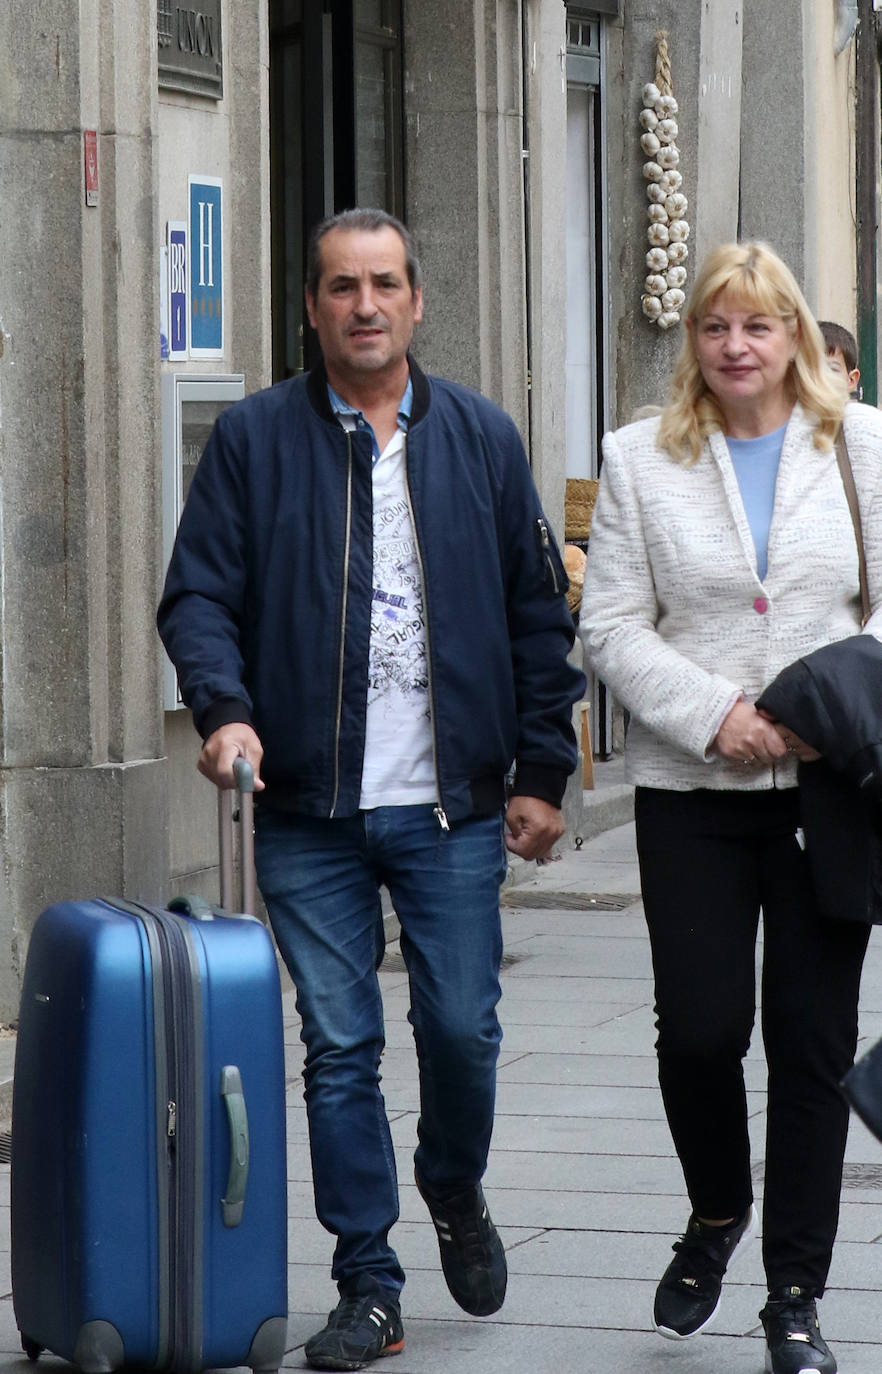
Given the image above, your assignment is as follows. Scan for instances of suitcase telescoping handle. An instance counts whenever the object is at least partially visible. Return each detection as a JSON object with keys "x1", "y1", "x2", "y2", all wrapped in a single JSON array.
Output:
[{"x1": 218, "y1": 756, "x2": 257, "y2": 915}]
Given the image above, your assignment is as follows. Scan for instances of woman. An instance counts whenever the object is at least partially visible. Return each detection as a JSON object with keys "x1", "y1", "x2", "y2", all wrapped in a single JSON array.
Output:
[{"x1": 580, "y1": 241, "x2": 882, "y2": 1374}]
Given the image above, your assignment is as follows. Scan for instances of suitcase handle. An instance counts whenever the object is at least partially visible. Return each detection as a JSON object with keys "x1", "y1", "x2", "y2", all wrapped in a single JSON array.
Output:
[
  {"x1": 220, "y1": 1064, "x2": 250, "y2": 1227},
  {"x1": 218, "y1": 757, "x2": 257, "y2": 915}
]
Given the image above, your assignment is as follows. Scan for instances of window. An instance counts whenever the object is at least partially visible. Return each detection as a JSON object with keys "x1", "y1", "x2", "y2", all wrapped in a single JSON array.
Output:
[
  {"x1": 269, "y1": 0, "x2": 405, "y2": 379},
  {"x1": 355, "y1": 1, "x2": 404, "y2": 215},
  {"x1": 565, "y1": 5, "x2": 611, "y2": 754}
]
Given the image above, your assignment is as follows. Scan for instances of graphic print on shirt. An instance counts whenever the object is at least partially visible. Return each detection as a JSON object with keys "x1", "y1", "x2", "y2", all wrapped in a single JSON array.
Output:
[{"x1": 369, "y1": 493, "x2": 430, "y2": 718}]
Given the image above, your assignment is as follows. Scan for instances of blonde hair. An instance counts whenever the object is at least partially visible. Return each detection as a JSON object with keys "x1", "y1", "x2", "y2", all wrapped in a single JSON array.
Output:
[{"x1": 657, "y1": 241, "x2": 846, "y2": 464}]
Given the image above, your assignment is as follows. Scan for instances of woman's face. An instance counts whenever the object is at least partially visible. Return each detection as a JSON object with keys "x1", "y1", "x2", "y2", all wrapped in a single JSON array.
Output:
[{"x1": 692, "y1": 292, "x2": 797, "y2": 420}]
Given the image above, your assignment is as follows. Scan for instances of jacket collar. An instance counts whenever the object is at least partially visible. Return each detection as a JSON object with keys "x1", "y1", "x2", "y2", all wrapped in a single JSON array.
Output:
[{"x1": 305, "y1": 354, "x2": 430, "y2": 426}]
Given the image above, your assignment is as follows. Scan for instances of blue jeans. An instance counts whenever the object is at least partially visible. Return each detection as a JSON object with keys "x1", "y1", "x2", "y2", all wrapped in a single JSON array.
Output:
[{"x1": 254, "y1": 804, "x2": 507, "y2": 1298}]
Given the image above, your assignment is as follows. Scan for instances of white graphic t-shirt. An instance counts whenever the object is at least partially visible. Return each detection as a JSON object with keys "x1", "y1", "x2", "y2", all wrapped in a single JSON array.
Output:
[
  {"x1": 359, "y1": 430, "x2": 436, "y2": 807},
  {"x1": 329, "y1": 386, "x2": 436, "y2": 808}
]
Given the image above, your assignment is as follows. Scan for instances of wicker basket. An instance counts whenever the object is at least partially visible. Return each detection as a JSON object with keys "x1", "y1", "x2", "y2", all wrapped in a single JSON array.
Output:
[
  {"x1": 565, "y1": 478, "x2": 599, "y2": 542},
  {"x1": 564, "y1": 544, "x2": 586, "y2": 616}
]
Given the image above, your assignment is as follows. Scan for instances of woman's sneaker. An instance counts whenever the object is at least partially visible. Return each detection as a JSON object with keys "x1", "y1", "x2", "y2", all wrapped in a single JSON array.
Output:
[
  {"x1": 760, "y1": 1286, "x2": 837, "y2": 1374},
  {"x1": 652, "y1": 1203, "x2": 759, "y2": 1339}
]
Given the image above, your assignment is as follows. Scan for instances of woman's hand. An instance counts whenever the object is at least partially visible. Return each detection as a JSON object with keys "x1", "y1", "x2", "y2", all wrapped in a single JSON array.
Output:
[
  {"x1": 713, "y1": 700, "x2": 788, "y2": 767},
  {"x1": 756, "y1": 709, "x2": 823, "y2": 762}
]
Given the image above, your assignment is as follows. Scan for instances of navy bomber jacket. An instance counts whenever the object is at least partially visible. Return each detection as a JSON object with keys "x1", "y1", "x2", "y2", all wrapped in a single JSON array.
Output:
[{"x1": 158, "y1": 359, "x2": 586, "y2": 823}]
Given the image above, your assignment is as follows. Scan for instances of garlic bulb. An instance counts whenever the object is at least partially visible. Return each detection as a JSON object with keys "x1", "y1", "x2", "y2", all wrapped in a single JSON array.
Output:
[
  {"x1": 656, "y1": 94, "x2": 678, "y2": 118},
  {"x1": 645, "y1": 273, "x2": 668, "y2": 295},
  {"x1": 640, "y1": 131, "x2": 661, "y2": 156},
  {"x1": 660, "y1": 169, "x2": 683, "y2": 193},
  {"x1": 648, "y1": 222, "x2": 670, "y2": 247},
  {"x1": 666, "y1": 265, "x2": 688, "y2": 288},
  {"x1": 647, "y1": 182, "x2": 668, "y2": 204},
  {"x1": 642, "y1": 82, "x2": 661, "y2": 106},
  {"x1": 643, "y1": 161, "x2": 664, "y2": 182},
  {"x1": 642, "y1": 294, "x2": 663, "y2": 319},
  {"x1": 662, "y1": 288, "x2": 686, "y2": 311},
  {"x1": 664, "y1": 193, "x2": 688, "y2": 219},
  {"x1": 657, "y1": 146, "x2": 680, "y2": 171},
  {"x1": 667, "y1": 241, "x2": 689, "y2": 265},
  {"x1": 648, "y1": 203, "x2": 668, "y2": 224},
  {"x1": 656, "y1": 118, "x2": 679, "y2": 145},
  {"x1": 657, "y1": 310, "x2": 681, "y2": 329},
  {"x1": 646, "y1": 247, "x2": 670, "y2": 272},
  {"x1": 639, "y1": 108, "x2": 659, "y2": 132},
  {"x1": 668, "y1": 219, "x2": 690, "y2": 243}
]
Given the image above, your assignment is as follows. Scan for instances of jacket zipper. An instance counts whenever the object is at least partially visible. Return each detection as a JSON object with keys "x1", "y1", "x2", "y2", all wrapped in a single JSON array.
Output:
[
  {"x1": 537, "y1": 517, "x2": 560, "y2": 594},
  {"x1": 330, "y1": 435, "x2": 354, "y2": 819},
  {"x1": 404, "y1": 445, "x2": 449, "y2": 831}
]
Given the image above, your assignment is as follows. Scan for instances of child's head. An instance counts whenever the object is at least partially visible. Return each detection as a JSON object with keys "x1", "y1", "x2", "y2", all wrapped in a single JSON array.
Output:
[{"x1": 818, "y1": 320, "x2": 861, "y2": 396}]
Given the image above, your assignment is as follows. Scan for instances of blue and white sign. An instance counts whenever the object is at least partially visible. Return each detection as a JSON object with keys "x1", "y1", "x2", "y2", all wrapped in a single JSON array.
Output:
[
  {"x1": 167, "y1": 221, "x2": 188, "y2": 360},
  {"x1": 188, "y1": 175, "x2": 223, "y2": 358}
]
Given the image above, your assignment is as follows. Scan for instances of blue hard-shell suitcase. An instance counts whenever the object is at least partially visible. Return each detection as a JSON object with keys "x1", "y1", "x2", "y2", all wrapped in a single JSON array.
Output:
[{"x1": 11, "y1": 764, "x2": 288, "y2": 1374}]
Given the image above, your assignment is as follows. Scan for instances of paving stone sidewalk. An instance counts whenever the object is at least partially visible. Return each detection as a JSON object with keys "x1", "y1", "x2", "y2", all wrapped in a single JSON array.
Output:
[{"x1": 0, "y1": 763, "x2": 880, "y2": 1372}]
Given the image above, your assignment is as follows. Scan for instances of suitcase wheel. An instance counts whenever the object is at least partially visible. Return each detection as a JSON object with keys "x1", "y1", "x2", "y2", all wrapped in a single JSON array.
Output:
[{"x1": 21, "y1": 1337, "x2": 42, "y2": 1363}]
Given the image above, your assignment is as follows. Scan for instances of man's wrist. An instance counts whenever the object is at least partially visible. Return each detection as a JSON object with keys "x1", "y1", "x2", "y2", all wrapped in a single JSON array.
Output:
[
  {"x1": 509, "y1": 761, "x2": 568, "y2": 809},
  {"x1": 200, "y1": 697, "x2": 254, "y2": 741}
]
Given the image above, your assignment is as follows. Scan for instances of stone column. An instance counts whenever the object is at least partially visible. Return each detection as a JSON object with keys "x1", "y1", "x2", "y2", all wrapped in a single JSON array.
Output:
[
  {"x1": 0, "y1": 1, "x2": 166, "y2": 1016},
  {"x1": 694, "y1": 2, "x2": 743, "y2": 266},
  {"x1": 739, "y1": 0, "x2": 810, "y2": 286},
  {"x1": 403, "y1": 0, "x2": 529, "y2": 443}
]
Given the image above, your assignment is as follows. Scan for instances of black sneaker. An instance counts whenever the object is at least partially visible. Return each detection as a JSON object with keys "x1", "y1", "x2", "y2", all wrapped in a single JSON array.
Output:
[
  {"x1": 652, "y1": 1203, "x2": 759, "y2": 1339},
  {"x1": 415, "y1": 1171, "x2": 507, "y2": 1316},
  {"x1": 760, "y1": 1286, "x2": 837, "y2": 1374},
  {"x1": 304, "y1": 1293, "x2": 404, "y2": 1371}
]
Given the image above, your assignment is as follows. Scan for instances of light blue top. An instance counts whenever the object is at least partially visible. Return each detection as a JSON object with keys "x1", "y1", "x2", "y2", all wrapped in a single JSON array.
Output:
[
  {"x1": 725, "y1": 422, "x2": 787, "y2": 581},
  {"x1": 327, "y1": 377, "x2": 413, "y2": 463}
]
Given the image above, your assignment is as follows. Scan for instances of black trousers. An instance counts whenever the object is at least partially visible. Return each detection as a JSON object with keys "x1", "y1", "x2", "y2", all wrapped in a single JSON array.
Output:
[{"x1": 635, "y1": 785, "x2": 870, "y2": 1295}]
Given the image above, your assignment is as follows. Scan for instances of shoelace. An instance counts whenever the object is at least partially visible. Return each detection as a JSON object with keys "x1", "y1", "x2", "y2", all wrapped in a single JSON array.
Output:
[
  {"x1": 329, "y1": 1294, "x2": 390, "y2": 1329},
  {"x1": 669, "y1": 1235, "x2": 729, "y2": 1286},
  {"x1": 770, "y1": 1298, "x2": 820, "y2": 1346},
  {"x1": 434, "y1": 1198, "x2": 491, "y2": 1265}
]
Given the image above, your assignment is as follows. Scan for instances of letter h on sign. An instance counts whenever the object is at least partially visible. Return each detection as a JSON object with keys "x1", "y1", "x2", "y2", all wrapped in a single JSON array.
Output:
[{"x1": 187, "y1": 175, "x2": 223, "y2": 358}]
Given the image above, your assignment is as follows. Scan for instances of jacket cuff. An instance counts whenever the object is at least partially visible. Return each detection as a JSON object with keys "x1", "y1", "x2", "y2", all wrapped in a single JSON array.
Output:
[
  {"x1": 198, "y1": 697, "x2": 254, "y2": 741},
  {"x1": 510, "y1": 761, "x2": 568, "y2": 810}
]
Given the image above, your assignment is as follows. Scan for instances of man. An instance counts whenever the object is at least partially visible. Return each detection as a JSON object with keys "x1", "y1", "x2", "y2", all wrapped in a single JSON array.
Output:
[{"x1": 158, "y1": 209, "x2": 584, "y2": 1371}]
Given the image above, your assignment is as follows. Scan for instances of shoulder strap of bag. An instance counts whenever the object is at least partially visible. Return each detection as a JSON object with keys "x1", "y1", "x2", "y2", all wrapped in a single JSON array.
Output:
[{"x1": 834, "y1": 426, "x2": 871, "y2": 627}]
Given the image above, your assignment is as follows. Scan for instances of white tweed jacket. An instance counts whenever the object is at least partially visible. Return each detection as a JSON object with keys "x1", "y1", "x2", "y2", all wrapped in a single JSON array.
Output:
[{"x1": 579, "y1": 401, "x2": 882, "y2": 791}]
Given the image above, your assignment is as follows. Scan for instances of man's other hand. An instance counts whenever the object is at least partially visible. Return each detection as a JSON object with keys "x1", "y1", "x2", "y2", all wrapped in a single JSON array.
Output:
[
  {"x1": 504, "y1": 795, "x2": 565, "y2": 861},
  {"x1": 198, "y1": 722, "x2": 266, "y2": 790}
]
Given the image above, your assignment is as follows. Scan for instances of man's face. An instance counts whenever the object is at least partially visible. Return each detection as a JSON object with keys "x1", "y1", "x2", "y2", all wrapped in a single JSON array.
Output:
[{"x1": 305, "y1": 226, "x2": 423, "y2": 386}]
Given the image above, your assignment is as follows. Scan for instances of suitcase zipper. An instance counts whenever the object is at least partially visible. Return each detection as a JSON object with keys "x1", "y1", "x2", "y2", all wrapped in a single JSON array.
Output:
[
  {"x1": 121, "y1": 901, "x2": 204, "y2": 1373},
  {"x1": 152, "y1": 909, "x2": 203, "y2": 1373}
]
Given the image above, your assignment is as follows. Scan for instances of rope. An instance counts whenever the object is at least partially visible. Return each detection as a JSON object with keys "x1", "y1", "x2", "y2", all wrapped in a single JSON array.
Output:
[{"x1": 655, "y1": 30, "x2": 672, "y2": 96}]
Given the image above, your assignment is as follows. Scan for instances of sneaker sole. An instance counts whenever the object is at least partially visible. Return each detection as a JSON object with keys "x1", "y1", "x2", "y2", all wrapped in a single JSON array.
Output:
[
  {"x1": 306, "y1": 1338, "x2": 405, "y2": 1371},
  {"x1": 652, "y1": 1203, "x2": 760, "y2": 1341}
]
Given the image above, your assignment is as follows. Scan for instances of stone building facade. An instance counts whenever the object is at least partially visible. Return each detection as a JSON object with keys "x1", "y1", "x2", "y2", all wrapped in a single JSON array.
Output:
[{"x1": 0, "y1": 0, "x2": 873, "y2": 1018}]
